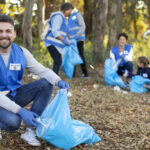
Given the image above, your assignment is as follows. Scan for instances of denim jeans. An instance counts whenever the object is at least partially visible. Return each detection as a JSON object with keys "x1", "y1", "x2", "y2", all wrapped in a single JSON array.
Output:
[
  {"x1": 117, "y1": 61, "x2": 134, "y2": 77},
  {"x1": 0, "y1": 79, "x2": 53, "y2": 131}
]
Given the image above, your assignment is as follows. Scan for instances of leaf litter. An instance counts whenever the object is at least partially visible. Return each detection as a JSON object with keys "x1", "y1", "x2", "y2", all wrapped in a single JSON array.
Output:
[{"x1": 0, "y1": 65, "x2": 150, "y2": 150}]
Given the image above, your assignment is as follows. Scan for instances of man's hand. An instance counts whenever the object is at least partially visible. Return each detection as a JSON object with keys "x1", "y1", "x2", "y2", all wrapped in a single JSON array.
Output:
[
  {"x1": 17, "y1": 108, "x2": 39, "y2": 127},
  {"x1": 57, "y1": 80, "x2": 69, "y2": 92}
]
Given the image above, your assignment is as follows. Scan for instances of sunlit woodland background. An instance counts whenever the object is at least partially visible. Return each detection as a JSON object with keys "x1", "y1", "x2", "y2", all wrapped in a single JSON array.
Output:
[{"x1": 0, "y1": 0, "x2": 150, "y2": 67}]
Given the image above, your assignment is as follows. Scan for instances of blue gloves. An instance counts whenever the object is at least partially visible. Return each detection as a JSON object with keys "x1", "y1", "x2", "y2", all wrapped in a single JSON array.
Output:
[
  {"x1": 62, "y1": 38, "x2": 70, "y2": 46},
  {"x1": 17, "y1": 108, "x2": 39, "y2": 127},
  {"x1": 57, "y1": 80, "x2": 69, "y2": 92}
]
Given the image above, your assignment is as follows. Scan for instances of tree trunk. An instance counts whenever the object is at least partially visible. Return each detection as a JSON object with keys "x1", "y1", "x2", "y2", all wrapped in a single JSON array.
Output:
[
  {"x1": 22, "y1": 0, "x2": 34, "y2": 51},
  {"x1": 144, "y1": 0, "x2": 150, "y2": 28},
  {"x1": 92, "y1": 0, "x2": 108, "y2": 62},
  {"x1": 84, "y1": 0, "x2": 93, "y2": 38},
  {"x1": 37, "y1": 0, "x2": 45, "y2": 45},
  {"x1": 116, "y1": 0, "x2": 122, "y2": 36},
  {"x1": 107, "y1": 0, "x2": 122, "y2": 51},
  {"x1": 131, "y1": 0, "x2": 138, "y2": 40}
]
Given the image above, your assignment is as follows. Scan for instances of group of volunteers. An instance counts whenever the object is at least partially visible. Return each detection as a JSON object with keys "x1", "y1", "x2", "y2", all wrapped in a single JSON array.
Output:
[
  {"x1": 43, "y1": 2, "x2": 88, "y2": 77},
  {"x1": 0, "y1": 2, "x2": 88, "y2": 146},
  {"x1": 0, "y1": 1, "x2": 150, "y2": 147},
  {"x1": 110, "y1": 33, "x2": 150, "y2": 84}
]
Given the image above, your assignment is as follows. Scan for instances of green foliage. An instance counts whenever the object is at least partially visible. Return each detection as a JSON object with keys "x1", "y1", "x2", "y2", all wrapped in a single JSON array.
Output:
[
  {"x1": 132, "y1": 37, "x2": 150, "y2": 61},
  {"x1": 32, "y1": 40, "x2": 53, "y2": 68}
]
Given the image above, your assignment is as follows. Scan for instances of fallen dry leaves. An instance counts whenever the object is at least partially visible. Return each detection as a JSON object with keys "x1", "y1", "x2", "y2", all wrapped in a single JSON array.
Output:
[{"x1": 1, "y1": 65, "x2": 150, "y2": 150}]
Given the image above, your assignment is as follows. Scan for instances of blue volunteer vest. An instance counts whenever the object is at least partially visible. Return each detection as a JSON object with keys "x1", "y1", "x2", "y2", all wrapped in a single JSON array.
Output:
[
  {"x1": 111, "y1": 44, "x2": 133, "y2": 66},
  {"x1": 0, "y1": 43, "x2": 26, "y2": 97},
  {"x1": 68, "y1": 12, "x2": 85, "y2": 41},
  {"x1": 45, "y1": 12, "x2": 68, "y2": 48}
]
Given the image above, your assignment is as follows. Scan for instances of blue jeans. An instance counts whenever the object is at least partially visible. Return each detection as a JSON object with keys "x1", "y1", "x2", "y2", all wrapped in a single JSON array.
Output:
[
  {"x1": 117, "y1": 61, "x2": 134, "y2": 77},
  {"x1": 0, "y1": 79, "x2": 53, "y2": 131}
]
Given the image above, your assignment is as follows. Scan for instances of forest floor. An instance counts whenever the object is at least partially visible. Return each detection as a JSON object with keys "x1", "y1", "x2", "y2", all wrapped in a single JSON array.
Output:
[{"x1": 0, "y1": 64, "x2": 150, "y2": 150}]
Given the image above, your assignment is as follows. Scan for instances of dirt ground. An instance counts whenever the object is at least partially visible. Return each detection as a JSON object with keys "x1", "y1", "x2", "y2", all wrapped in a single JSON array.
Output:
[{"x1": 0, "y1": 64, "x2": 150, "y2": 150}]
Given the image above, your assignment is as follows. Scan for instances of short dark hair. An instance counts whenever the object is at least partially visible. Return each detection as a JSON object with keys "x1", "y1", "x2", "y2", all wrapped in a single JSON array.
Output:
[
  {"x1": 117, "y1": 33, "x2": 128, "y2": 40},
  {"x1": 0, "y1": 14, "x2": 14, "y2": 26},
  {"x1": 60, "y1": 2, "x2": 73, "y2": 12},
  {"x1": 138, "y1": 56, "x2": 150, "y2": 68}
]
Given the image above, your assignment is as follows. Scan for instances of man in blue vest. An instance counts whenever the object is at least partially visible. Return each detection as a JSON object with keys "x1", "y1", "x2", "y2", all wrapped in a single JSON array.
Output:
[
  {"x1": 0, "y1": 15, "x2": 69, "y2": 146},
  {"x1": 44, "y1": 3, "x2": 73, "y2": 75},
  {"x1": 68, "y1": 8, "x2": 88, "y2": 78},
  {"x1": 110, "y1": 33, "x2": 134, "y2": 78}
]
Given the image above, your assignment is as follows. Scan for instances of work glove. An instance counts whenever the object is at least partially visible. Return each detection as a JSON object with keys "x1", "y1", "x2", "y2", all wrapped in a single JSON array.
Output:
[
  {"x1": 62, "y1": 38, "x2": 71, "y2": 46},
  {"x1": 123, "y1": 70, "x2": 129, "y2": 78},
  {"x1": 57, "y1": 80, "x2": 69, "y2": 92},
  {"x1": 17, "y1": 108, "x2": 40, "y2": 127}
]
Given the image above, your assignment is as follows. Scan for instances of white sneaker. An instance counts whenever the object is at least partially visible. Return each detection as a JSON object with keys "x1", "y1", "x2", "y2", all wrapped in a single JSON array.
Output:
[
  {"x1": 21, "y1": 128, "x2": 41, "y2": 146},
  {"x1": 0, "y1": 129, "x2": 2, "y2": 140}
]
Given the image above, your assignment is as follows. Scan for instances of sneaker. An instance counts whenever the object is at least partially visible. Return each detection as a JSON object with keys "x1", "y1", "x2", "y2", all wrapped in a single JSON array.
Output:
[
  {"x1": 21, "y1": 128, "x2": 41, "y2": 146},
  {"x1": 0, "y1": 129, "x2": 2, "y2": 140},
  {"x1": 80, "y1": 74, "x2": 89, "y2": 79}
]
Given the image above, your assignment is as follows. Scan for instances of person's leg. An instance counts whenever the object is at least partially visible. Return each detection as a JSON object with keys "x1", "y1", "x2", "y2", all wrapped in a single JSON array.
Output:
[
  {"x1": 124, "y1": 61, "x2": 134, "y2": 74},
  {"x1": 77, "y1": 41, "x2": 88, "y2": 77},
  {"x1": 13, "y1": 79, "x2": 53, "y2": 116},
  {"x1": 47, "y1": 45, "x2": 62, "y2": 74},
  {"x1": 117, "y1": 66, "x2": 124, "y2": 76},
  {"x1": 0, "y1": 106, "x2": 21, "y2": 131}
]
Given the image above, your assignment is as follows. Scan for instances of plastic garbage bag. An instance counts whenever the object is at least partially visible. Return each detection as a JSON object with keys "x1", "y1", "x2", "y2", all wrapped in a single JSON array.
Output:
[
  {"x1": 62, "y1": 40, "x2": 83, "y2": 79},
  {"x1": 129, "y1": 75, "x2": 150, "y2": 93},
  {"x1": 104, "y1": 58, "x2": 126, "y2": 88},
  {"x1": 36, "y1": 89, "x2": 101, "y2": 150}
]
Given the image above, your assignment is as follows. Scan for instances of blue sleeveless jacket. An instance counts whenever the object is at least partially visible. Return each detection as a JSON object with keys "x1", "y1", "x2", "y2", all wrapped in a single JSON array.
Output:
[
  {"x1": 68, "y1": 12, "x2": 85, "y2": 41},
  {"x1": 45, "y1": 12, "x2": 68, "y2": 48},
  {"x1": 111, "y1": 44, "x2": 133, "y2": 66},
  {"x1": 0, "y1": 43, "x2": 26, "y2": 97}
]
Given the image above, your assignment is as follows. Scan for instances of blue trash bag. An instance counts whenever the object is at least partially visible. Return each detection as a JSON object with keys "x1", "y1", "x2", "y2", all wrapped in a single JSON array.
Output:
[
  {"x1": 62, "y1": 40, "x2": 83, "y2": 79},
  {"x1": 129, "y1": 75, "x2": 150, "y2": 93},
  {"x1": 36, "y1": 89, "x2": 101, "y2": 150},
  {"x1": 104, "y1": 58, "x2": 126, "y2": 88}
]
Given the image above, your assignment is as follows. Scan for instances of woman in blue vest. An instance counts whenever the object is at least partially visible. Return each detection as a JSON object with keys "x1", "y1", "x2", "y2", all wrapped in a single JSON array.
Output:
[
  {"x1": 44, "y1": 3, "x2": 73, "y2": 75},
  {"x1": 110, "y1": 33, "x2": 134, "y2": 78},
  {"x1": 0, "y1": 15, "x2": 69, "y2": 146},
  {"x1": 68, "y1": 8, "x2": 88, "y2": 78}
]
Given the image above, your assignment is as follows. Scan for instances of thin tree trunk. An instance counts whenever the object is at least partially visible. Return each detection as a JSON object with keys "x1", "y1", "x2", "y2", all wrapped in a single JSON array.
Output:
[
  {"x1": 144, "y1": 0, "x2": 150, "y2": 28},
  {"x1": 22, "y1": 0, "x2": 34, "y2": 51},
  {"x1": 92, "y1": 0, "x2": 108, "y2": 62},
  {"x1": 116, "y1": 0, "x2": 122, "y2": 36},
  {"x1": 107, "y1": 0, "x2": 122, "y2": 51},
  {"x1": 84, "y1": 0, "x2": 93, "y2": 38},
  {"x1": 131, "y1": 0, "x2": 138, "y2": 40},
  {"x1": 37, "y1": 0, "x2": 45, "y2": 46}
]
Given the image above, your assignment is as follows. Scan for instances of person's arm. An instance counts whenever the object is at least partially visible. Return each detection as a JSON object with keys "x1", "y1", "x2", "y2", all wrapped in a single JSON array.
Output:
[
  {"x1": 21, "y1": 47, "x2": 61, "y2": 85},
  {"x1": 51, "y1": 15, "x2": 64, "y2": 40},
  {"x1": 124, "y1": 48, "x2": 133, "y2": 61},
  {"x1": 51, "y1": 15, "x2": 70, "y2": 44},
  {"x1": 110, "y1": 50, "x2": 116, "y2": 62},
  {"x1": 76, "y1": 12, "x2": 86, "y2": 37},
  {"x1": 0, "y1": 94, "x2": 21, "y2": 113}
]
